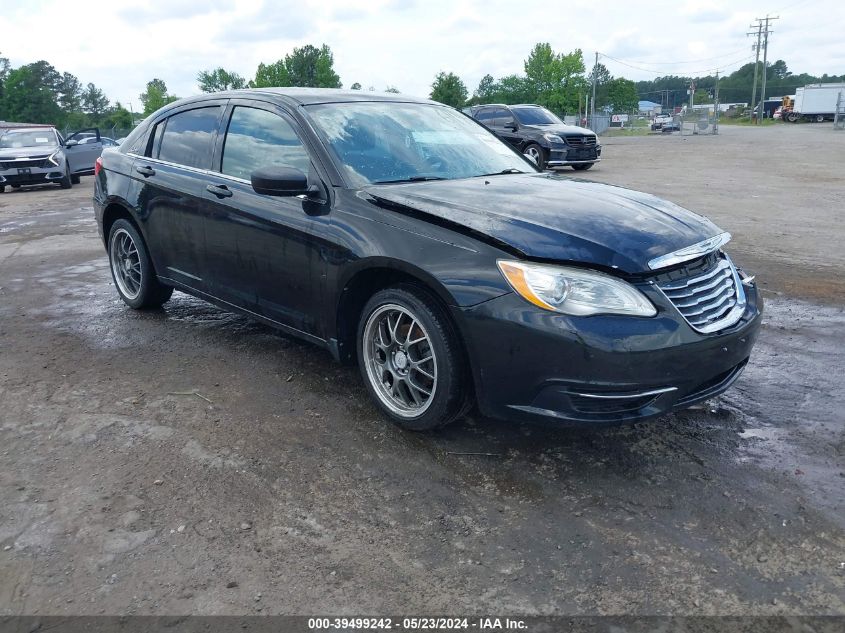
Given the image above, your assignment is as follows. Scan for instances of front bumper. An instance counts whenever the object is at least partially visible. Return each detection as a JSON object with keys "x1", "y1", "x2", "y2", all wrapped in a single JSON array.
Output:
[
  {"x1": 546, "y1": 144, "x2": 602, "y2": 167},
  {"x1": 455, "y1": 280, "x2": 762, "y2": 426},
  {"x1": 0, "y1": 166, "x2": 64, "y2": 186}
]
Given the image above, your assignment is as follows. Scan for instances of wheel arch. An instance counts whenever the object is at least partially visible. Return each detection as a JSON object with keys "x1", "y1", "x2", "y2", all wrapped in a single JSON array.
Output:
[
  {"x1": 101, "y1": 200, "x2": 142, "y2": 246},
  {"x1": 333, "y1": 259, "x2": 460, "y2": 366}
]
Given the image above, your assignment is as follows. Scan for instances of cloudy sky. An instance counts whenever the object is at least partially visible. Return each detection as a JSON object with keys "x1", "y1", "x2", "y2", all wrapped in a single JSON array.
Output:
[{"x1": 2, "y1": 0, "x2": 843, "y2": 108}]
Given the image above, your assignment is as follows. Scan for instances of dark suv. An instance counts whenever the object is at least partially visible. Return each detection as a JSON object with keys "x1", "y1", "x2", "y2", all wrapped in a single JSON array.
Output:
[
  {"x1": 465, "y1": 104, "x2": 601, "y2": 170},
  {"x1": 94, "y1": 89, "x2": 761, "y2": 431}
]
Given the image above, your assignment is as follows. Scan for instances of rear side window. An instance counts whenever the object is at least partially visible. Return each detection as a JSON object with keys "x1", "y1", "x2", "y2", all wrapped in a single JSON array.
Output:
[
  {"x1": 221, "y1": 106, "x2": 310, "y2": 180},
  {"x1": 157, "y1": 107, "x2": 222, "y2": 169},
  {"x1": 475, "y1": 109, "x2": 496, "y2": 121}
]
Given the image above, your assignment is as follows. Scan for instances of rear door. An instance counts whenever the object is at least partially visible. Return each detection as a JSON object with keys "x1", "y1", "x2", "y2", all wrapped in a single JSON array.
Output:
[
  {"x1": 201, "y1": 100, "x2": 330, "y2": 335},
  {"x1": 489, "y1": 108, "x2": 522, "y2": 148},
  {"x1": 65, "y1": 128, "x2": 102, "y2": 174},
  {"x1": 130, "y1": 103, "x2": 226, "y2": 292}
]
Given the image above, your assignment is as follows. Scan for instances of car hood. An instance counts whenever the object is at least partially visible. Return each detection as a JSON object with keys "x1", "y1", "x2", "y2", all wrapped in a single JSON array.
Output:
[
  {"x1": 363, "y1": 173, "x2": 723, "y2": 274},
  {"x1": 526, "y1": 123, "x2": 595, "y2": 137}
]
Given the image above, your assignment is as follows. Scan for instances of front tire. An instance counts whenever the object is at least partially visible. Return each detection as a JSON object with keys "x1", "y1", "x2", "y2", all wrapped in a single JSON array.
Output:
[
  {"x1": 108, "y1": 219, "x2": 173, "y2": 309},
  {"x1": 523, "y1": 143, "x2": 545, "y2": 170},
  {"x1": 59, "y1": 165, "x2": 72, "y2": 189},
  {"x1": 71, "y1": 174, "x2": 81, "y2": 184},
  {"x1": 572, "y1": 163, "x2": 594, "y2": 171},
  {"x1": 357, "y1": 285, "x2": 470, "y2": 430}
]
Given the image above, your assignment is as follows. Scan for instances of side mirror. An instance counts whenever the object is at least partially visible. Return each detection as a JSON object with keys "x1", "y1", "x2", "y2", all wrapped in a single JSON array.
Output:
[
  {"x1": 251, "y1": 166, "x2": 316, "y2": 197},
  {"x1": 505, "y1": 122, "x2": 518, "y2": 131},
  {"x1": 65, "y1": 139, "x2": 78, "y2": 147}
]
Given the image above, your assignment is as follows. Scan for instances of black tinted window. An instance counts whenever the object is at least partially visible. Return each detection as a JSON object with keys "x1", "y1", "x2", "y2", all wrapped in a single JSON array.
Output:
[
  {"x1": 475, "y1": 109, "x2": 496, "y2": 121},
  {"x1": 221, "y1": 107, "x2": 310, "y2": 180},
  {"x1": 490, "y1": 108, "x2": 514, "y2": 126},
  {"x1": 157, "y1": 107, "x2": 221, "y2": 169},
  {"x1": 149, "y1": 122, "x2": 164, "y2": 158}
]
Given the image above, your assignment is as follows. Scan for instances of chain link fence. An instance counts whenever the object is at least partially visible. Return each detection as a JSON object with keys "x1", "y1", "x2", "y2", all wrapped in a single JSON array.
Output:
[{"x1": 59, "y1": 126, "x2": 134, "y2": 141}]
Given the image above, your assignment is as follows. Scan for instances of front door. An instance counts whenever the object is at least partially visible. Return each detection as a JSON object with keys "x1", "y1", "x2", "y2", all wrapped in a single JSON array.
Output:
[
  {"x1": 201, "y1": 102, "x2": 330, "y2": 336},
  {"x1": 65, "y1": 127, "x2": 102, "y2": 174}
]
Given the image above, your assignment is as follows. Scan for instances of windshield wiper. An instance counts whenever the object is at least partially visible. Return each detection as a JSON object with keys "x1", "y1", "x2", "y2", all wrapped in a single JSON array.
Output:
[
  {"x1": 476, "y1": 168, "x2": 526, "y2": 177},
  {"x1": 373, "y1": 176, "x2": 446, "y2": 184}
]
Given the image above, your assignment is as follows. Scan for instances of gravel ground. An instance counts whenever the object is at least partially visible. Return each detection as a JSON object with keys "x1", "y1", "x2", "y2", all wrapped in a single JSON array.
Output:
[{"x1": 0, "y1": 124, "x2": 843, "y2": 617}]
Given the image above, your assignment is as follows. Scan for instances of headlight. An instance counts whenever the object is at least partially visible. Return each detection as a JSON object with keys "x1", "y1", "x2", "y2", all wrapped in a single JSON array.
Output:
[
  {"x1": 543, "y1": 133, "x2": 564, "y2": 143},
  {"x1": 497, "y1": 260, "x2": 656, "y2": 317},
  {"x1": 47, "y1": 150, "x2": 61, "y2": 167}
]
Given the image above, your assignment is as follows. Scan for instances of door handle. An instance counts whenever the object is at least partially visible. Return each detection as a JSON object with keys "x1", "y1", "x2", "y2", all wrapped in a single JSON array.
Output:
[
  {"x1": 135, "y1": 165, "x2": 155, "y2": 177},
  {"x1": 206, "y1": 183, "x2": 233, "y2": 198}
]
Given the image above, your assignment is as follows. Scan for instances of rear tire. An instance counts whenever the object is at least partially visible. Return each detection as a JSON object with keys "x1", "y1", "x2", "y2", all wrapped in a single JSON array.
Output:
[
  {"x1": 572, "y1": 163, "x2": 594, "y2": 171},
  {"x1": 814, "y1": 114, "x2": 825, "y2": 123},
  {"x1": 108, "y1": 219, "x2": 173, "y2": 309},
  {"x1": 357, "y1": 285, "x2": 471, "y2": 431},
  {"x1": 60, "y1": 165, "x2": 72, "y2": 189},
  {"x1": 0, "y1": 185, "x2": 5, "y2": 193}
]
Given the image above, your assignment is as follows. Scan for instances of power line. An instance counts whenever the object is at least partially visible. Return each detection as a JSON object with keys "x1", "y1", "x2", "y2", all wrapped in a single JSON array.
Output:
[
  {"x1": 605, "y1": 48, "x2": 750, "y2": 66},
  {"x1": 600, "y1": 52, "x2": 757, "y2": 77}
]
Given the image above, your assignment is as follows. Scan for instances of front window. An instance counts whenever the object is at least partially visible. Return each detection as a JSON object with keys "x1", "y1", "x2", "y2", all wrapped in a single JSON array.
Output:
[
  {"x1": 510, "y1": 106, "x2": 563, "y2": 126},
  {"x1": 0, "y1": 129, "x2": 59, "y2": 149},
  {"x1": 306, "y1": 102, "x2": 533, "y2": 186},
  {"x1": 221, "y1": 107, "x2": 310, "y2": 180}
]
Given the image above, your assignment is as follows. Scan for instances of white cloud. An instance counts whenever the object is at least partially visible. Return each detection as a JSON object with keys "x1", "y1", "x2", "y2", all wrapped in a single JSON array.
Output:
[{"x1": 0, "y1": 0, "x2": 842, "y2": 109}]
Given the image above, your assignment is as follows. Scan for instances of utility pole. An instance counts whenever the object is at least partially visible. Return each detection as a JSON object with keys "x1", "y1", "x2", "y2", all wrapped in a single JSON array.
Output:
[
  {"x1": 714, "y1": 70, "x2": 720, "y2": 134},
  {"x1": 591, "y1": 51, "x2": 598, "y2": 129},
  {"x1": 758, "y1": 15, "x2": 779, "y2": 122},
  {"x1": 748, "y1": 15, "x2": 778, "y2": 124},
  {"x1": 689, "y1": 79, "x2": 695, "y2": 113},
  {"x1": 747, "y1": 21, "x2": 763, "y2": 123}
]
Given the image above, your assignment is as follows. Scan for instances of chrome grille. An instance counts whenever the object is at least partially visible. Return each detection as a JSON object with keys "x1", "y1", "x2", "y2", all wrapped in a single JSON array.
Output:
[
  {"x1": 0, "y1": 159, "x2": 48, "y2": 170},
  {"x1": 656, "y1": 253, "x2": 746, "y2": 334},
  {"x1": 565, "y1": 135, "x2": 597, "y2": 147}
]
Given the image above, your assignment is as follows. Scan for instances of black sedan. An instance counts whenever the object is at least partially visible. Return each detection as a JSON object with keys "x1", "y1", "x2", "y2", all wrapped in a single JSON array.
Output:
[{"x1": 94, "y1": 89, "x2": 761, "y2": 430}]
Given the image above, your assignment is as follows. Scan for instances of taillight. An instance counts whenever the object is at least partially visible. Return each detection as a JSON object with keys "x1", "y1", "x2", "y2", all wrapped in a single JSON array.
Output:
[{"x1": 94, "y1": 156, "x2": 103, "y2": 176}]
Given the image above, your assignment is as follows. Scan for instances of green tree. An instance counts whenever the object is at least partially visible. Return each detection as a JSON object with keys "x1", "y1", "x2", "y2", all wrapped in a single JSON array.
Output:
[
  {"x1": 430, "y1": 71, "x2": 467, "y2": 108},
  {"x1": 197, "y1": 67, "x2": 247, "y2": 92},
  {"x1": 0, "y1": 53, "x2": 11, "y2": 112},
  {"x1": 251, "y1": 60, "x2": 289, "y2": 88},
  {"x1": 101, "y1": 101, "x2": 133, "y2": 130},
  {"x1": 350, "y1": 82, "x2": 362, "y2": 90},
  {"x1": 139, "y1": 78, "x2": 178, "y2": 116},
  {"x1": 523, "y1": 43, "x2": 587, "y2": 114},
  {"x1": 284, "y1": 44, "x2": 341, "y2": 88},
  {"x1": 474, "y1": 74, "x2": 496, "y2": 101},
  {"x1": 590, "y1": 62, "x2": 612, "y2": 109},
  {"x1": 1, "y1": 62, "x2": 62, "y2": 124},
  {"x1": 606, "y1": 77, "x2": 639, "y2": 112},
  {"x1": 82, "y1": 82, "x2": 109, "y2": 120},
  {"x1": 57, "y1": 72, "x2": 83, "y2": 114},
  {"x1": 494, "y1": 75, "x2": 532, "y2": 104}
]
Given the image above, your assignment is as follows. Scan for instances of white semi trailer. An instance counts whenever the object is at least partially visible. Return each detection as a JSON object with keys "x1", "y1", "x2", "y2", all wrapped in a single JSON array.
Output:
[{"x1": 785, "y1": 83, "x2": 845, "y2": 122}]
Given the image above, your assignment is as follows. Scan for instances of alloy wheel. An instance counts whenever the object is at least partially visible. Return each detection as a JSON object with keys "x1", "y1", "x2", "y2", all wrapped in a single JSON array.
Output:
[
  {"x1": 110, "y1": 227, "x2": 142, "y2": 300},
  {"x1": 362, "y1": 304, "x2": 438, "y2": 418},
  {"x1": 524, "y1": 146, "x2": 542, "y2": 164}
]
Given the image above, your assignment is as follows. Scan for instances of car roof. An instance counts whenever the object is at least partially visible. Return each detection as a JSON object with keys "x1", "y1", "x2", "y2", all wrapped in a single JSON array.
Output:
[{"x1": 170, "y1": 88, "x2": 440, "y2": 108}]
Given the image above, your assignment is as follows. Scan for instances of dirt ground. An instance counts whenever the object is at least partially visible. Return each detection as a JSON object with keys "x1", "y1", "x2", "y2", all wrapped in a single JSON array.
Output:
[{"x1": 0, "y1": 124, "x2": 843, "y2": 617}]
